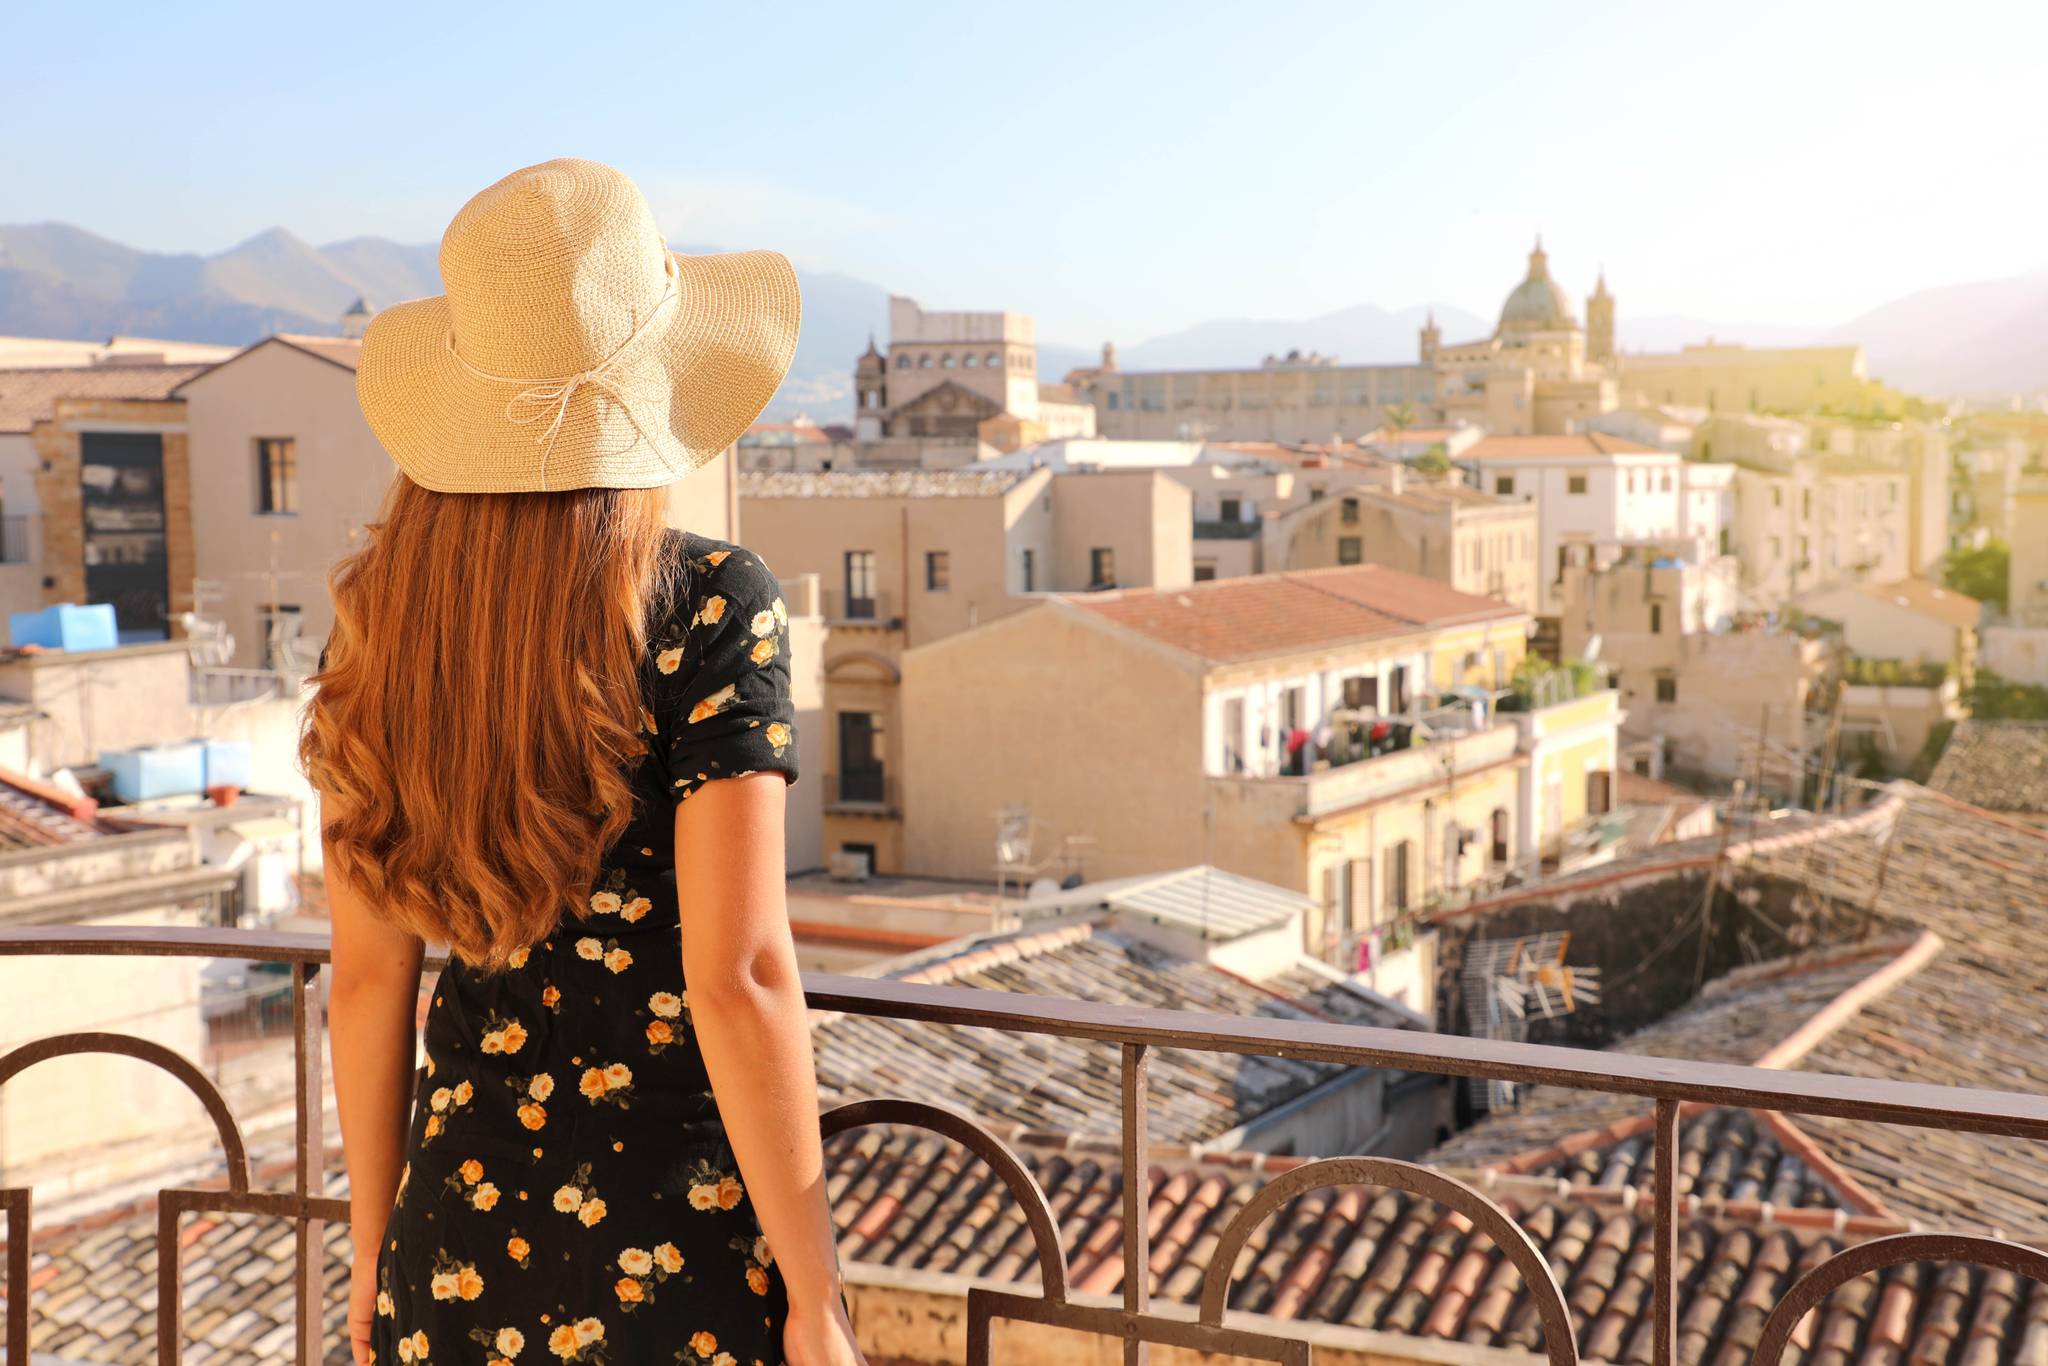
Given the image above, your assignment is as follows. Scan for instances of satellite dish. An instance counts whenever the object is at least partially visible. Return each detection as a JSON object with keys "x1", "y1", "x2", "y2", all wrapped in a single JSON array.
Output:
[{"x1": 1027, "y1": 877, "x2": 1062, "y2": 901}]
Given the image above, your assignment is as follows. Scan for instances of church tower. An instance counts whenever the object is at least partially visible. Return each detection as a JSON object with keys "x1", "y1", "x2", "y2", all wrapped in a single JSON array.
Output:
[
  {"x1": 1586, "y1": 272, "x2": 1615, "y2": 367},
  {"x1": 1419, "y1": 311, "x2": 1440, "y2": 363},
  {"x1": 854, "y1": 335, "x2": 888, "y2": 439}
]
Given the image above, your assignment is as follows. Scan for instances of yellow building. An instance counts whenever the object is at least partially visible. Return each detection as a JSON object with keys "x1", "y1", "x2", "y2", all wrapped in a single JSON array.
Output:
[
  {"x1": 738, "y1": 466, "x2": 1192, "y2": 876},
  {"x1": 899, "y1": 565, "x2": 1620, "y2": 957},
  {"x1": 1619, "y1": 340, "x2": 1877, "y2": 414}
]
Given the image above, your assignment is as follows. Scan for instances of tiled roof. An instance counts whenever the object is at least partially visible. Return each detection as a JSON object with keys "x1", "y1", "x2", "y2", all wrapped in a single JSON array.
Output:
[
  {"x1": 812, "y1": 921, "x2": 1418, "y2": 1144},
  {"x1": 739, "y1": 469, "x2": 1028, "y2": 499},
  {"x1": 1462, "y1": 434, "x2": 1668, "y2": 461},
  {"x1": 1436, "y1": 786, "x2": 2048, "y2": 1239},
  {"x1": 1009, "y1": 865, "x2": 1313, "y2": 943},
  {"x1": 271, "y1": 334, "x2": 362, "y2": 371},
  {"x1": 31, "y1": 1133, "x2": 2048, "y2": 1366},
  {"x1": 1856, "y1": 577, "x2": 1981, "y2": 629},
  {"x1": 1067, "y1": 564, "x2": 1524, "y2": 666},
  {"x1": 0, "y1": 363, "x2": 204, "y2": 434},
  {"x1": 820, "y1": 1127, "x2": 2048, "y2": 1364},
  {"x1": 1926, "y1": 721, "x2": 2048, "y2": 813},
  {"x1": 0, "y1": 768, "x2": 122, "y2": 851}
]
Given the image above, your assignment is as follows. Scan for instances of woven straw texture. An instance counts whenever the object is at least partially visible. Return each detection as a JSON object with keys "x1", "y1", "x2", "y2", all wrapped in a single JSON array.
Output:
[{"x1": 356, "y1": 158, "x2": 801, "y2": 493}]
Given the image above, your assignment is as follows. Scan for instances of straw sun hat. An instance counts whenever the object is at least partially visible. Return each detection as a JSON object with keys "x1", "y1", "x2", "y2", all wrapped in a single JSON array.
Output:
[{"x1": 356, "y1": 158, "x2": 801, "y2": 493}]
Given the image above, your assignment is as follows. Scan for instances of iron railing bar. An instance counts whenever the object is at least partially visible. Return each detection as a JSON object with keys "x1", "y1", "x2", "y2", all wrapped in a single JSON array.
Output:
[
  {"x1": 1651, "y1": 1099, "x2": 1678, "y2": 1366},
  {"x1": 291, "y1": 964, "x2": 327, "y2": 1366},
  {"x1": 1121, "y1": 1043, "x2": 1151, "y2": 1366},
  {"x1": 4, "y1": 927, "x2": 2047, "y2": 1139}
]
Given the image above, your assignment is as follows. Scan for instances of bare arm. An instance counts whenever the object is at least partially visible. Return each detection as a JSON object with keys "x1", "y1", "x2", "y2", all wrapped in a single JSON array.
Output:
[
  {"x1": 676, "y1": 773, "x2": 847, "y2": 1324},
  {"x1": 325, "y1": 828, "x2": 424, "y2": 1359}
]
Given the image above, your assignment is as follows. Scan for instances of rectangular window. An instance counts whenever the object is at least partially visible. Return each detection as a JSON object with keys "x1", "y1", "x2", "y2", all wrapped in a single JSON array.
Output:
[
  {"x1": 1655, "y1": 675, "x2": 1678, "y2": 703},
  {"x1": 1193, "y1": 560, "x2": 1217, "y2": 582},
  {"x1": 1222, "y1": 696, "x2": 1246, "y2": 773},
  {"x1": 843, "y1": 550, "x2": 876, "y2": 619},
  {"x1": 1338, "y1": 536, "x2": 1363, "y2": 565},
  {"x1": 1587, "y1": 770, "x2": 1612, "y2": 815},
  {"x1": 256, "y1": 438, "x2": 298, "y2": 514},
  {"x1": 1496, "y1": 475, "x2": 1515, "y2": 496},
  {"x1": 1773, "y1": 486, "x2": 1784, "y2": 508},
  {"x1": 1342, "y1": 675, "x2": 1378, "y2": 711},
  {"x1": 1650, "y1": 602, "x2": 1663, "y2": 634},
  {"x1": 837, "y1": 711, "x2": 885, "y2": 803},
  {"x1": 1219, "y1": 496, "x2": 1242, "y2": 523},
  {"x1": 1089, "y1": 547, "x2": 1116, "y2": 589},
  {"x1": 925, "y1": 550, "x2": 950, "y2": 591},
  {"x1": 1390, "y1": 664, "x2": 1411, "y2": 713},
  {"x1": 1567, "y1": 473, "x2": 1589, "y2": 495},
  {"x1": 1340, "y1": 496, "x2": 1360, "y2": 525},
  {"x1": 1020, "y1": 548, "x2": 1035, "y2": 592},
  {"x1": 1388, "y1": 839, "x2": 1412, "y2": 914}
]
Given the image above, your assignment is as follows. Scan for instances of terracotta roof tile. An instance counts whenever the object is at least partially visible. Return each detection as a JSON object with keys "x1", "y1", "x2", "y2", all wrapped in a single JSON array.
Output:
[
  {"x1": 1927, "y1": 721, "x2": 2048, "y2": 813},
  {"x1": 1462, "y1": 433, "x2": 1668, "y2": 461},
  {"x1": 0, "y1": 364, "x2": 204, "y2": 434},
  {"x1": 1857, "y1": 576, "x2": 1982, "y2": 629},
  {"x1": 1067, "y1": 564, "x2": 1524, "y2": 665}
]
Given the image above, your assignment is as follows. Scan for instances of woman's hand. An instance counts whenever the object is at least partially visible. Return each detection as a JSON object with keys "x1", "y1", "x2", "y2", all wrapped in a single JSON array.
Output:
[
  {"x1": 347, "y1": 1244, "x2": 379, "y2": 1365},
  {"x1": 782, "y1": 1297, "x2": 865, "y2": 1366}
]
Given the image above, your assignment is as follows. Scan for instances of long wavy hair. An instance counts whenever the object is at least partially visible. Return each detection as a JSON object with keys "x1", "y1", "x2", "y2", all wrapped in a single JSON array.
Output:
[{"x1": 301, "y1": 475, "x2": 677, "y2": 969}]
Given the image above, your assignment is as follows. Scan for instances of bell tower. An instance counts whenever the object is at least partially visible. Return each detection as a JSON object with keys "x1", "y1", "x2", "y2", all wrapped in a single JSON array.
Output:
[
  {"x1": 1419, "y1": 311, "x2": 1441, "y2": 364},
  {"x1": 854, "y1": 335, "x2": 888, "y2": 439},
  {"x1": 1586, "y1": 272, "x2": 1615, "y2": 367}
]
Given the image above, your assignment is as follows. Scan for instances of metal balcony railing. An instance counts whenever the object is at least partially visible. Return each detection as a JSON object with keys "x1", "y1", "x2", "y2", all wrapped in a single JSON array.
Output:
[
  {"x1": 819, "y1": 589, "x2": 900, "y2": 627},
  {"x1": 0, "y1": 924, "x2": 2043, "y2": 1365}
]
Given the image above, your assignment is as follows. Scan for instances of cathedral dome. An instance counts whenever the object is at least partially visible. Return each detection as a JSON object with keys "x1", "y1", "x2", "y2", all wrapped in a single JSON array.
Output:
[{"x1": 1498, "y1": 239, "x2": 1578, "y2": 333}]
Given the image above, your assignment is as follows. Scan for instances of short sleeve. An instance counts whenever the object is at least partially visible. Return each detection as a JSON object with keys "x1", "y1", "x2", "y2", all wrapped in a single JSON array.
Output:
[{"x1": 647, "y1": 543, "x2": 799, "y2": 805}]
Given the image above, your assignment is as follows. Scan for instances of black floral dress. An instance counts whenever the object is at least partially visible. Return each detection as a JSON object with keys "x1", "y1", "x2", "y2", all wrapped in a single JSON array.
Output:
[{"x1": 371, "y1": 534, "x2": 800, "y2": 1366}]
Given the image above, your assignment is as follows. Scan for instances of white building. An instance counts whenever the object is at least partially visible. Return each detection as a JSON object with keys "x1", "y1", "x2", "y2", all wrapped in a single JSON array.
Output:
[{"x1": 1457, "y1": 433, "x2": 1732, "y2": 615}]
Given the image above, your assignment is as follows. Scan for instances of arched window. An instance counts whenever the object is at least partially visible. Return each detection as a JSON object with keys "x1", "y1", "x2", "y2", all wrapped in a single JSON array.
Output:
[
  {"x1": 963, "y1": 353, "x2": 979, "y2": 368},
  {"x1": 941, "y1": 353, "x2": 955, "y2": 368},
  {"x1": 986, "y1": 351, "x2": 1001, "y2": 369},
  {"x1": 895, "y1": 352, "x2": 910, "y2": 370},
  {"x1": 918, "y1": 353, "x2": 932, "y2": 368}
]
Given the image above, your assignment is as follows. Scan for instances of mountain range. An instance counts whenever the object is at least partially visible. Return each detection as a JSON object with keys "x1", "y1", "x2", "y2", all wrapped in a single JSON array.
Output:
[{"x1": 2, "y1": 221, "x2": 2041, "y2": 417}]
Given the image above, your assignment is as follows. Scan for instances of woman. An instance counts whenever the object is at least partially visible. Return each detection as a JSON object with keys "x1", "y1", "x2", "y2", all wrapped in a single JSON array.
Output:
[{"x1": 305, "y1": 159, "x2": 861, "y2": 1366}]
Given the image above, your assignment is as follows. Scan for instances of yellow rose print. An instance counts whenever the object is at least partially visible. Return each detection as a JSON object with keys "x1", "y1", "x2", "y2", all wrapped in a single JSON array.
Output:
[
  {"x1": 518, "y1": 1101, "x2": 548, "y2": 1130},
  {"x1": 749, "y1": 609, "x2": 776, "y2": 637},
  {"x1": 704, "y1": 549, "x2": 731, "y2": 567},
  {"x1": 749, "y1": 636, "x2": 777, "y2": 666},
  {"x1": 716, "y1": 1175, "x2": 743, "y2": 1210},
  {"x1": 648, "y1": 991, "x2": 682, "y2": 1018},
  {"x1": 688, "y1": 683, "x2": 737, "y2": 724},
  {"x1": 693, "y1": 594, "x2": 727, "y2": 628},
  {"x1": 529, "y1": 1074, "x2": 555, "y2": 1102},
  {"x1": 690, "y1": 1330, "x2": 719, "y2": 1357},
  {"x1": 602, "y1": 947, "x2": 633, "y2": 973},
  {"x1": 620, "y1": 896, "x2": 651, "y2": 923},
  {"x1": 459, "y1": 1159, "x2": 484, "y2": 1185},
  {"x1": 552, "y1": 1186, "x2": 582, "y2": 1213},
  {"x1": 508, "y1": 947, "x2": 530, "y2": 969},
  {"x1": 397, "y1": 1329, "x2": 431, "y2": 1362},
  {"x1": 574, "y1": 1317, "x2": 605, "y2": 1346},
  {"x1": 472, "y1": 1182, "x2": 501, "y2": 1211},
  {"x1": 588, "y1": 891, "x2": 622, "y2": 916},
  {"x1": 656, "y1": 645, "x2": 683, "y2": 674},
  {"x1": 541, "y1": 984, "x2": 562, "y2": 1009},
  {"x1": 546, "y1": 1324, "x2": 579, "y2": 1359},
  {"x1": 615, "y1": 1275, "x2": 644, "y2": 1304},
  {"x1": 576, "y1": 938, "x2": 603, "y2": 960},
  {"x1": 506, "y1": 1235, "x2": 531, "y2": 1267},
  {"x1": 772, "y1": 596, "x2": 788, "y2": 627},
  {"x1": 653, "y1": 1242, "x2": 684, "y2": 1274},
  {"x1": 618, "y1": 1248, "x2": 654, "y2": 1276},
  {"x1": 578, "y1": 1197, "x2": 608, "y2": 1227}
]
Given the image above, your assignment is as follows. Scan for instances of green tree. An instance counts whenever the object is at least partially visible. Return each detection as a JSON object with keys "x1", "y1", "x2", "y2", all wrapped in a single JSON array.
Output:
[
  {"x1": 1964, "y1": 668, "x2": 2048, "y2": 720},
  {"x1": 1410, "y1": 441, "x2": 1452, "y2": 476},
  {"x1": 1941, "y1": 539, "x2": 2009, "y2": 615}
]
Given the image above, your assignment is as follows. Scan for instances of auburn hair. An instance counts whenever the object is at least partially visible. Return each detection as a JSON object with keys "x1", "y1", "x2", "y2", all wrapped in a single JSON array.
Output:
[{"x1": 301, "y1": 475, "x2": 678, "y2": 969}]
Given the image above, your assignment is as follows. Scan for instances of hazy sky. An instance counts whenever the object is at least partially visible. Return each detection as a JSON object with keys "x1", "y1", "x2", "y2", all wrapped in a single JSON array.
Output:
[{"x1": 6, "y1": 0, "x2": 2045, "y2": 344}]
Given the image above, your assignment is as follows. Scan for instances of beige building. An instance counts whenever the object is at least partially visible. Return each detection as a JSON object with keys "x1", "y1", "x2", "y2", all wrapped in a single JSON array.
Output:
[
  {"x1": 855, "y1": 296, "x2": 1041, "y2": 441},
  {"x1": 1262, "y1": 471, "x2": 1541, "y2": 613},
  {"x1": 1559, "y1": 550, "x2": 1825, "y2": 795},
  {"x1": 1619, "y1": 340, "x2": 1877, "y2": 414},
  {"x1": 1727, "y1": 459, "x2": 1911, "y2": 606},
  {"x1": 738, "y1": 466, "x2": 1192, "y2": 877},
  {"x1": 1797, "y1": 577, "x2": 1980, "y2": 675},
  {"x1": 1078, "y1": 240, "x2": 1623, "y2": 443},
  {"x1": 2007, "y1": 474, "x2": 2048, "y2": 629},
  {"x1": 899, "y1": 565, "x2": 1621, "y2": 955}
]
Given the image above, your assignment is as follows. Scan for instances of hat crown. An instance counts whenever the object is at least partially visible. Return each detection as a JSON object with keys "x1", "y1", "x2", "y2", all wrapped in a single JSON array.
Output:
[{"x1": 441, "y1": 158, "x2": 672, "y2": 379}]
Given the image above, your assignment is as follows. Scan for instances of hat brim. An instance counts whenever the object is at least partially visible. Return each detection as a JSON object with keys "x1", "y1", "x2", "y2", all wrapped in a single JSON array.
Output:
[{"x1": 356, "y1": 249, "x2": 801, "y2": 494}]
